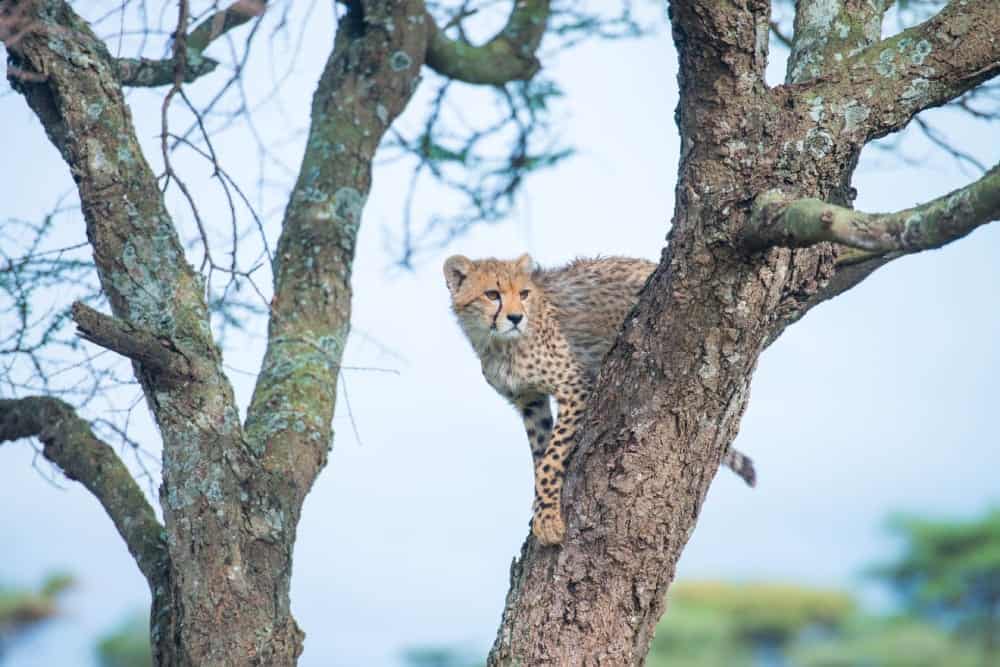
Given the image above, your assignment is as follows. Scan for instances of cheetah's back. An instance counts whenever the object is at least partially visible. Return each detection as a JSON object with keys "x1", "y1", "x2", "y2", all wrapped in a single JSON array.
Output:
[{"x1": 535, "y1": 257, "x2": 656, "y2": 375}]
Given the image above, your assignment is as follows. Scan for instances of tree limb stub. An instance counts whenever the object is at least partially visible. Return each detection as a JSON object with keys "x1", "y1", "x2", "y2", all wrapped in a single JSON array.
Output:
[
  {"x1": 115, "y1": 55, "x2": 219, "y2": 88},
  {"x1": 744, "y1": 162, "x2": 1000, "y2": 253},
  {"x1": 424, "y1": 0, "x2": 549, "y2": 85},
  {"x1": 812, "y1": 0, "x2": 1000, "y2": 142},
  {"x1": 114, "y1": 0, "x2": 267, "y2": 87},
  {"x1": 71, "y1": 302, "x2": 206, "y2": 385},
  {"x1": 0, "y1": 397, "x2": 166, "y2": 585}
]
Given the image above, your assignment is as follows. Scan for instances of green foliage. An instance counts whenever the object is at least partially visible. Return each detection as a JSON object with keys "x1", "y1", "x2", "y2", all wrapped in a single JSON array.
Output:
[
  {"x1": 646, "y1": 602, "x2": 753, "y2": 667},
  {"x1": 792, "y1": 616, "x2": 981, "y2": 667},
  {"x1": 95, "y1": 614, "x2": 151, "y2": 667},
  {"x1": 0, "y1": 573, "x2": 75, "y2": 656},
  {"x1": 401, "y1": 646, "x2": 484, "y2": 667},
  {"x1": 647, "y1": 581, "x2": 855, "y2": 667},
  {"x1": 38, "y1": 572, "x2": 74, "y2": 598},
  {"x1": 0, "y1": 590, "x2": 56, "y2": 628},
  {"x1": 668, "y1": 581, "x2": 855, "y2": 644},
  {"x1": 871, "y1": 509, "x2": 1000, "y2": 655},
  {"x1": 518, "y1": 78, "x2": 564, "y2": 113}
]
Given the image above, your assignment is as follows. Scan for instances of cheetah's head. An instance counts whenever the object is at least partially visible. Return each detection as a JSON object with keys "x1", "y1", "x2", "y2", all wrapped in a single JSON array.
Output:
[{"x1": 443, "y1": 253, "x2": 538, "y2": 342}]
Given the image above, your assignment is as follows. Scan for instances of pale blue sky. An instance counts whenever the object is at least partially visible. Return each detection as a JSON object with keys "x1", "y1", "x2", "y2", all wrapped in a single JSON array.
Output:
[{"x1": 1, "y1": 3, "x2": 998, "y2": 666}]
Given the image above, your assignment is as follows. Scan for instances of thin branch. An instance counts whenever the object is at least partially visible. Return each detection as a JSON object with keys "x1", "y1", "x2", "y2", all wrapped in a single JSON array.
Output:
[
  {"x1": 769, "y1": 21, "x2": 792, "y2": 49},
  {"x1": 913, "y1": 116, "x2": 988, "y2": 174},
  {"x1": 425, "y1": 0, "x2": 550, "y2": 85},
  {"x1": 0, "y1": 396, "x2": 166, "y2": 585},
  {"x1": 743, "y1": 162, "x2": 1000, "y2": 253}
]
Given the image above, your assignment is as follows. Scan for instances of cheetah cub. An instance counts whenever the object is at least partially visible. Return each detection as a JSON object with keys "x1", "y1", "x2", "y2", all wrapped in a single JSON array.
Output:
[{"x1": 444, "y1": 254, "x2": 756, "y2": 546}]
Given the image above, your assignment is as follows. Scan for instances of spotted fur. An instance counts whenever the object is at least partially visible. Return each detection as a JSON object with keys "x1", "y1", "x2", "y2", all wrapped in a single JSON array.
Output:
[{"x1": 444, "y1": 254, "x2": 756, "y2": 546}]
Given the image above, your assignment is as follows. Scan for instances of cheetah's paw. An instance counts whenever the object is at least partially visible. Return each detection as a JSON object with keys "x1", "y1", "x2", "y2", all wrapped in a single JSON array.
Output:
[{"x1": 532, "y1": 509, "x2": 566, "y2": 546}]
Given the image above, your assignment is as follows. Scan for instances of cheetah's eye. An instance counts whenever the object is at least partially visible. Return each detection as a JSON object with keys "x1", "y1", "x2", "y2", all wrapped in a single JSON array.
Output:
[
  {"x1": 484, "y1": 290, "x2": 501, "y2": 301},
  {"x1": 520, "y1": 290, "x2": 531, "y2": 299}
]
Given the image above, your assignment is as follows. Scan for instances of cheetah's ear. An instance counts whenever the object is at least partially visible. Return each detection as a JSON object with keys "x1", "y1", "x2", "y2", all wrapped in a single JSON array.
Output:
[
  {"x1": 515, "y1": 253, "x2": 537, "y2": 275},
  {"x1": 443, "y1": 255, "x2": 472, "y2": 293}
]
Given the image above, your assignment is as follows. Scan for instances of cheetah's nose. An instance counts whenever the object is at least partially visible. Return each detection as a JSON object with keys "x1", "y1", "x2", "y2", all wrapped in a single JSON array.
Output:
[{"x1": 507, "y1": 313, "x2": 523, "y2": 326}]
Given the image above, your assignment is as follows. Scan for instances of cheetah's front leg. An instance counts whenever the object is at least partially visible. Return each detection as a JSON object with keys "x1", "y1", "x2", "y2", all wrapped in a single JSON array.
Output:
[
  {"x1": 514, "y1": 393, "x2": 553, "y2": 463},
  {"x1": 532, "y1": 372, "x2": 588, "y2": 546}
]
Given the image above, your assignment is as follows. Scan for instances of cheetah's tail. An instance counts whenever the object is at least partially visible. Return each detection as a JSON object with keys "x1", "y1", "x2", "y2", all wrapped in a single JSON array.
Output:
[{"x1": 723, "y1": 447, "x2": 756, "y2": 487}]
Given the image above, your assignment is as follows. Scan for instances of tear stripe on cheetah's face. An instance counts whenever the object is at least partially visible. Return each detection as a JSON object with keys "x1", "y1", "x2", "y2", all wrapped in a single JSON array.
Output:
[{"x1": 444, "y1": 253, "x2": 536, "y2": 343}]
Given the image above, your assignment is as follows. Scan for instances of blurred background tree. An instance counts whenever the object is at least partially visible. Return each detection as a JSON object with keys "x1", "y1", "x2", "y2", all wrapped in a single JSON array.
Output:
[
  {"x1": 95, "y1": 614, "x2": 152, "y2": 667},
  {"x1": 647, "y1": 582, "x2": 854, "y2": 667},
  {"x1": 401, "y1": 646, "x2": 483, "y2": 667},
  {"x1": 790, "y1": 616, "x2": 981, "y2": 667},
  {"x1": 871, "y1": 510, "x2": 1000, "y2": 664},
  {"x1": 0, "y1": 573, "x2": 73, "y2": 658}
]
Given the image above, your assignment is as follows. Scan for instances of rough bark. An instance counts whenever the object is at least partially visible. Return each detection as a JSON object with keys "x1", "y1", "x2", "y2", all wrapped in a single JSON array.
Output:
[
  {"x1": 5, "y1": 1, "x2": 280, "y2": 662},
  {"x1": 786, "y1": 0, "x2": 888, "y2": 84},
  {"x1": 488, "y1": 0, "x2": 1000, "y2": 664},
  {"x1": 70, "y1": 301, "x2": 209, "y2": 385},
  {"x1": 811, "y1": 0, "x2": 1000, "y2": 143}
]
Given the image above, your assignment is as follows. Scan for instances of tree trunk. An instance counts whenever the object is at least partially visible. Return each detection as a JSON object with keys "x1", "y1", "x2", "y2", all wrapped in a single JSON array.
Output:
[
  {"x1": 488, "y1": 0, "x2": 949, "y2": 662},
  {"x1": 490, "y1": 0, "x2": 1000, "y2": 657}
]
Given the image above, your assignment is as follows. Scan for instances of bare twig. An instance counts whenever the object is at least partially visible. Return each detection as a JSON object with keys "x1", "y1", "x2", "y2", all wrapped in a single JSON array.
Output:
[{"x1": 71, "y1": 302, "x2": 206, "y2": 385}]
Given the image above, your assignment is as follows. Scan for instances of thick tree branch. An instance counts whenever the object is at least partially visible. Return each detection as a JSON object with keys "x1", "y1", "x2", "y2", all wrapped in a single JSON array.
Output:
[
  {"x1": 71, "y1": 302, "x2": 207, "y2": 385},
  {"x1": 424, "y1": 0, "x2": 549, "y2": 85},
  {"x1": 813, "y1": 0, "x2": 1000, "y2": 141},
  {"x1": 3, "y1": 2, "x2": 217, "y2": 357},
  {"x1": 113, "y1": 0, "x2": 266, "y2": 86},
  {"x1": 786, "y1": 0, "x2": 888, "y2": 84},
  {"x1": 245, "y1": 0, "x2": 428, "y2": 503},
  {"x1": 668, "y1": 0, "x2": 770, "y2": 203},
  {"x1": 744, "y1": 162, "x2": 1000, "y2": 253},
  {"x1": 0, "y1": 397, "x2": 166, "y2": 584}
]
